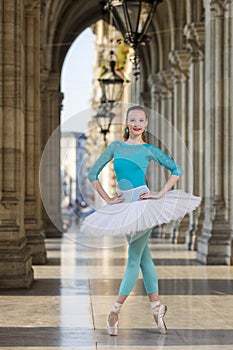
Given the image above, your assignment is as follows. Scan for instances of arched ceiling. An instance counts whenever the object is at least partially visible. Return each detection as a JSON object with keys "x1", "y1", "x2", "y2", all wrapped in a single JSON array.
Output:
[
  {"x1": 41, "y1": 0, "x2": 103, "y2": 73},
  {"x1": 41, "y1": 0, "x2": 204, "y2": 78}
]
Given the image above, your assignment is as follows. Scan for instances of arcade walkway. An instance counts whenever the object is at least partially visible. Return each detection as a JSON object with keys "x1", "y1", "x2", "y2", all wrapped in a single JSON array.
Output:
[{"x1": 0, "y1": 230, "x2": 233, "y2": 350}]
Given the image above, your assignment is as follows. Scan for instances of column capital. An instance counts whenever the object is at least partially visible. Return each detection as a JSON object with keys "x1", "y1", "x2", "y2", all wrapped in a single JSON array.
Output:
[
  {"x1": 157, "y1": 71, "x2": 173, "y2": 98},
  {"x1": 223, "y1": 0, "x2": 233, "y2": 4},
  {"x1": 148, "y1": 72, "x2": 173, "y2": 101},
  {"x1": 184, "y1": 23, "x2": 205, "y2": 62},
  {"x1": 147, "y1": 74, "x2": 158, "y2": 89},
  {"x1": 40, "y1": 71, "x2": 64, "y2": 111},
  {"x1": 25, "y1": 0, "x2": 40, "y2": 12},
  {"x1": 147, "y1": 73, "x2": 161, "y2": 93},
  {"x1": 210, "y1": 0, "x2": 228, "y2": 17},
  {"x1": 47, "y1": 72, "x2": 61, "y2": 91},
  {"x1": 223, "y1": 0, "x2": 233, "y2": 16},
  {"x1": 158, "y1": 70, "x2": 173, "y2": 91},
  {"x1": 187, "y1": 23, "x2": 205, "y2": 46},
  {"x1": 169, "y1": 50, "x2": 190, "y2": 82}
]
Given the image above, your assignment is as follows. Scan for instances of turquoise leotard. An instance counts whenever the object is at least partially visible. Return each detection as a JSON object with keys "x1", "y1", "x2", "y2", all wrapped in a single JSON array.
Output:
[
  {"x1": 87, "y1": 141, "x2": 184, "y2": 296},
  {"x1": 88, "y1": 141, "x2": 183, "y2": 190}
]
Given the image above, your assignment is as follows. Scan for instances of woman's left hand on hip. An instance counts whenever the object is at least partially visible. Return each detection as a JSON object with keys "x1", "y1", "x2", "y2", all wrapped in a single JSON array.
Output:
[{"x1": 139, "y1": 191, "x2": 164, "y2": 200}]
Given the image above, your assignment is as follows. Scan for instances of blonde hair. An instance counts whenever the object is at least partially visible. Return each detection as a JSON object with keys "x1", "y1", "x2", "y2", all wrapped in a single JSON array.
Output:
[{"x1": 123, "y1": 105, "x2": 148, "y2": 142}]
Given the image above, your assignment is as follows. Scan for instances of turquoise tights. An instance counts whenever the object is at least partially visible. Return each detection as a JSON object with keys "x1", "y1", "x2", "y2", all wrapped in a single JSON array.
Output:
[{"x1": 119, "y1": 229, "x2": 159, "y2": 296}]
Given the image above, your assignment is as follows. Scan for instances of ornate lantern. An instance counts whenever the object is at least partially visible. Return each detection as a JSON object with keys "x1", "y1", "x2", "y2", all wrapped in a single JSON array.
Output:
[
  {"x1": 105, "y1": 1, "x2": 163, "y2": 77},
  {"x1": 95, "y1": 96, "x2": 116, "y2": 143},
  {"x1": 98, "y1": 51, "x2": 125, "y2": 105}
]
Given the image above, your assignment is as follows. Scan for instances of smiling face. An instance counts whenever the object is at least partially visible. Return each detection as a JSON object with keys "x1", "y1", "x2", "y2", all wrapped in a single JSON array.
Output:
[{"x1": 126, "y1": 109, "x2": 148, "y2": 138}]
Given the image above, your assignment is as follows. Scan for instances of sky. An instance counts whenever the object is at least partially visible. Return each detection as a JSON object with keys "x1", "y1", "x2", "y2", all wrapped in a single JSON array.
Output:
[{"x1": 61, "y1": 28, "x2": 96, "y2": 133}]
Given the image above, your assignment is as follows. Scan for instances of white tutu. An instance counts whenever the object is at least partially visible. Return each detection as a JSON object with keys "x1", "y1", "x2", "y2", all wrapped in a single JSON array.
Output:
[{"x1": 80, "y1": 185, "x2": 201, "y2": 241}]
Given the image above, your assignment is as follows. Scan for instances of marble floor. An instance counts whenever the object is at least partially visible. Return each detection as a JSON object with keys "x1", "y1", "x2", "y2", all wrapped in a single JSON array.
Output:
[{"x1": 0, "y1": 229, "x2": 233, "y2": 350}]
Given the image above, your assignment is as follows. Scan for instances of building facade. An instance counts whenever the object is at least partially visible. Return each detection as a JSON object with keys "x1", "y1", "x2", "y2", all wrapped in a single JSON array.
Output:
[
  {"x1": 0, "y1": 0, "x2": 233, "y2": 288},
  {"x1": 61, "y1": 132, "x2": 88, "y2": 207}
]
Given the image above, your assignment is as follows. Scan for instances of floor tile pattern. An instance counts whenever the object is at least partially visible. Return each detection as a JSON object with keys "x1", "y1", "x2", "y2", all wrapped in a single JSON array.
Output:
[{"x1": 0, "y1": 232, "x2": 233, "y2": 350}]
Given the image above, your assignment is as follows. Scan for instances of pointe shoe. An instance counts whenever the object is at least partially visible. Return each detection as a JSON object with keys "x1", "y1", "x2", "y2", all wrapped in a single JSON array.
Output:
[
  {"x1": 152, "y1": 304, "x2": 167, "y2": 334},
  {"x1": 107, "y1": 311, "x2": 119, "y2": 336}
]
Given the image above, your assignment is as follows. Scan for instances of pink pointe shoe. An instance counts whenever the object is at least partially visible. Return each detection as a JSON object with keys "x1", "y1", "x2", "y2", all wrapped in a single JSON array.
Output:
[
  {"x1": 107, "y1": 311, "x2": 119, "y2": 336},
  {"x1": 151, "y1": 301, "x2": 167, "y2": 334}
]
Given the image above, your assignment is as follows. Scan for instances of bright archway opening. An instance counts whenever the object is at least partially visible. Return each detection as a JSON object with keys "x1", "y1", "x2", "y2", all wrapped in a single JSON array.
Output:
[
  {"x1": 60, "y1": 27, "x2": 96, "y2": 230},
  {"x1": 61, "y1": 27, "x2": 96, "y2": 132}
]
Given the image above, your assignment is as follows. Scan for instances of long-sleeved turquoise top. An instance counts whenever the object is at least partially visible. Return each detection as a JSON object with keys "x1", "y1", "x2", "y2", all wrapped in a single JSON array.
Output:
[{"x1": 88, "y1": 141, "x2": 184, "y2": 190}]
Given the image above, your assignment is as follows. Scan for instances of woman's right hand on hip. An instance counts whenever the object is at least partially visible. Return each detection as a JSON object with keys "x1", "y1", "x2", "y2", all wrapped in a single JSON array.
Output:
[{"x1": 106, "y1": 195, "x2": 124, "y2": 205}]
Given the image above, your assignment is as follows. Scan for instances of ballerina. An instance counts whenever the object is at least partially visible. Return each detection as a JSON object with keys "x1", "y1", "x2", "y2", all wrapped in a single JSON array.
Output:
[{"x1": 81, "y1": 105, "x2": 201, "y2": 335}]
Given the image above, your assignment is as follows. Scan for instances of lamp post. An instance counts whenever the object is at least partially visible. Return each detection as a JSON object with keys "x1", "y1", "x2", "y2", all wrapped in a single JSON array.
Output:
[
  {"x1": 105, "y1": 0, "x2": 163, "y2": 76},
  {"x1": 95, "y1": 97, "x2": 116, "y2": 144},
  {"x1": 98, "y1": 50, "x2": 125, "y2": 106},
  {"x1": 97, "y1": 50, "x2": 125, "y2": 144}
]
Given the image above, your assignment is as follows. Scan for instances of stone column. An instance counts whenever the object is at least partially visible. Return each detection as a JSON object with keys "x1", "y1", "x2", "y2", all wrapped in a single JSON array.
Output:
[
  {"x1": 158, "y1": 70, "x2": 174, "y2": 158},
  {"x1": 197, "y1": 0, "x2": 232, "y2": 264},
  {"x1": 227, "y1": 0, "x2": 233, "y2": 264},
  {"x1": 158, "y1": 70, "x2": 174, "y2": 239},
  {"x1": 24, "y1": 1, "x2": 47, "y2": 264},
  {"x1": 147, "y1": 74, "x2": 163, "y2": 237},
  {"x1": 147, "y1": 74, "x2": 161, "y2": 190},
  {"x1": 0, "y1": 0, "x2": 33, "y2": 288},
  {"x1": 192, "y1": 48, "x2": 206, "y2": 251},
  {"x1": 40, "y1": 72, "x2": 63, "y2": 238},
  {"x1": 184, "y1": 23, "x2": 205, "y2": 250},
  {"x1": 169, "y1": 50, "x2": 190, "y2": 243}
]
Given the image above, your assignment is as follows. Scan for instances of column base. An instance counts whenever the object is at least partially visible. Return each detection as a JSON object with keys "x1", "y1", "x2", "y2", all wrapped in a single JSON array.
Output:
[
  {"x1": 168, "y1": 220, "x2": 181, "y2": 243},
  {"x1": 185, "y1": 223, "x2": 196, "y2": 250},
  {"x1": 0, "y1": 243, "x2": 34, "y2": 289},
  {"x1": 197, "y1": 224, "x2": 232, "y2": 265},
  {"x1": 174, "y1": 215, "x2": 190, "y2": 244},
  {"x1": 190, "y1": 224, "x2": 203, "y2": 251},
  {"x1": 26, "y1": 230, "x2": 47, "y2": 265},
  {"x1": 151, "y1": 226, "x2": 162, "y2": 238},
  {"x1": 43, "y1": 219, "x2": 63, "y2": 238},
  {"x1": 161, "y1": 223, "x2": 172, "y2": 239},
  {"x1": 189, "y1": 203, "x2": 205, "y2": 251},
  {"x1": 185, "y1": 210, "x2": 203, "y2": 251},
  {"x1": 231, "y1": 239, "x2": 233, "y2": 265}
]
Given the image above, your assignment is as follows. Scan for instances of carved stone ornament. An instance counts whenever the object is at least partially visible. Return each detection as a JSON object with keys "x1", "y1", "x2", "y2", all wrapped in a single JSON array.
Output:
[
  {"x1": 169, "y1": 50, "x2": 190, "y2": 82},
  {"x1": 210, "y1": 0, "x2": 228, "y2": 17}
]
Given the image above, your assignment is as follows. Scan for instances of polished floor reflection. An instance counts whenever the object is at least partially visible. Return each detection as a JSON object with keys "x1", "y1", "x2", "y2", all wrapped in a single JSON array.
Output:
[{"x1": 0, "y1": 231, "x2": 233, "y2": 350}]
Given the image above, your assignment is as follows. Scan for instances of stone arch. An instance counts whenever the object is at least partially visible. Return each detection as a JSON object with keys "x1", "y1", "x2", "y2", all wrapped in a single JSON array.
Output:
[
  {"x1": 40, "y1": 1, "x2": 105, "y2": 240},
  {"x1": 42, "y1": 0, "x2": 103, "y2": 73},
  {"x1": 148, "y1": 0, "x2": 180, "y2": 73}
]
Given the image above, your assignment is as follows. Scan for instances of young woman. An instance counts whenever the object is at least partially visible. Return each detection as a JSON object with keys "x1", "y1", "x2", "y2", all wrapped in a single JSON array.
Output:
[{"x1": 81, "y1": 105, "x2": 201, "y2": 336}]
